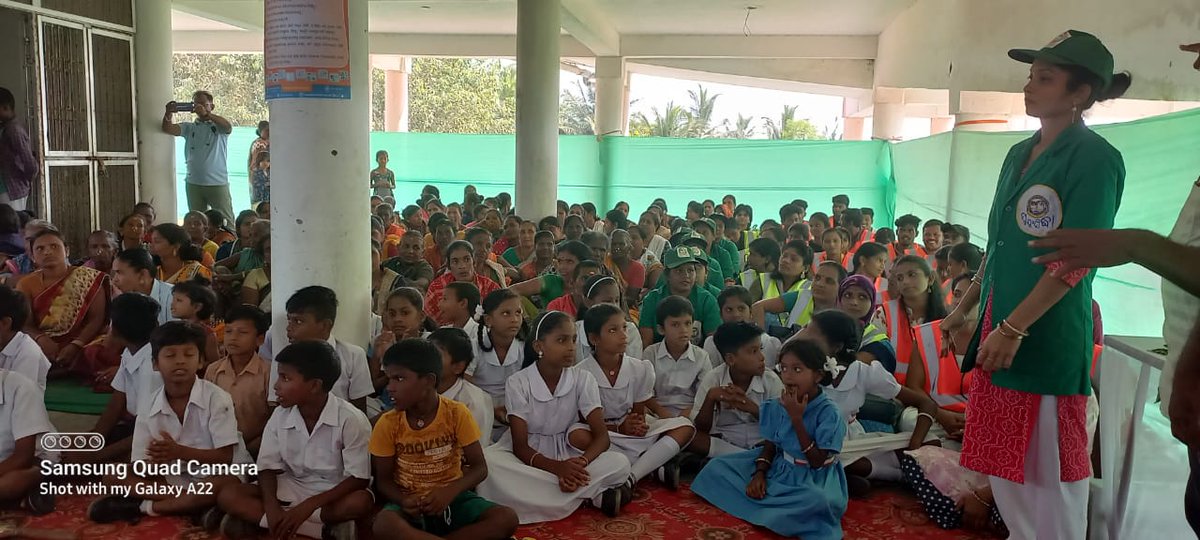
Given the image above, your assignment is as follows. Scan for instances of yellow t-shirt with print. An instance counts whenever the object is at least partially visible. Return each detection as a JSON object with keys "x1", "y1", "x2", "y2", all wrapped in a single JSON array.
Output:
[{"x1": 368, "y1": 395, "x2": 481, "y2": 495}]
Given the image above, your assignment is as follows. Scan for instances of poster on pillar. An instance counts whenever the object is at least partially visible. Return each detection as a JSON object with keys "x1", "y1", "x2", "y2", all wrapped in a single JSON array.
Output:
[{"x1": 264, "y1": 0, "x2": 352, "y2": 100}]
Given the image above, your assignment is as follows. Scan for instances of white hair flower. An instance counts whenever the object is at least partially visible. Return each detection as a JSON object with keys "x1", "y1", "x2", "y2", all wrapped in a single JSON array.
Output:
[
  {"x1": 474, "y1": 304, "x2": 485, "y2": 319},
  {"x1": 824, "y1": 357, "x2": 845, "y2": 377}
]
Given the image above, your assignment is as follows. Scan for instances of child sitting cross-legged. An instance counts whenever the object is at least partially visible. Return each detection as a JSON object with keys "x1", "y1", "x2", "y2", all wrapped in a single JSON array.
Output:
[
  {"x1": 169, "y1": 279, "x2": 222, "y2": 369},
  {"x1": 428, "y1": 327, "x2": 494, "y2": 440},
  {"x1": 88, "y1": 321, "x2": 249, "y2": 523},
  {"x1": 691, "y1": 338, "x2": 849, "y2": 540},
  {"x1": 0, "y1": 368, "x2": 56, "y2": 515},
  {"x1": 203, "y1": 305, "x2": 271, "y2": 455},
  {"x1": 217, "y1": 340, "x2": 374, "y2": 540},
  {"x1": 371, "y1": 338, "x2": 519, "y2": 540},
  {"x1": 640, "y1": 295, "x2": 711, "y2": 418},
  {"x1": 688, "y1": 321, "x2": 784, "y2": 459}
]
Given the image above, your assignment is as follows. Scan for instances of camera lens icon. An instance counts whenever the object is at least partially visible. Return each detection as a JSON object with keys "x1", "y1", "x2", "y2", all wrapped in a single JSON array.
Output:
[{"x1": 41, "y1": 432, "x2": 105, "y2": 451}]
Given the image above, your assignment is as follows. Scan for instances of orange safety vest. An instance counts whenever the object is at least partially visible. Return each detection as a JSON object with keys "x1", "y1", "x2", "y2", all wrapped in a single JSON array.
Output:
[
  {"x1": 1091, "y1": 344, "x2": 1102, "y2": 377},
  {"x1": 813, "y1": 251, "x2": 851, "y2": 275},
  {"x1": 887, "y1": 243, "x2": 928, "y2": 262},
  {"x1": 849, "y1": 228, "x2": 871, "y2": 254},
  {"x1": 913, "y1": 321, "x2": 972, "y2": 413},
  {"x1": 882, "y1": 299, "x2": 917, "y2": 386},
  {"x1": 942, "y1": 279, "x2": 953, "y2": 307}
]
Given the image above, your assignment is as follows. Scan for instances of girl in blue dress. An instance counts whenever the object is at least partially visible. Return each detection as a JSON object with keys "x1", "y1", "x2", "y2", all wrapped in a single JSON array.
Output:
[{"x1": 691, "y1": 338, "x2": 848, "y2": 540}]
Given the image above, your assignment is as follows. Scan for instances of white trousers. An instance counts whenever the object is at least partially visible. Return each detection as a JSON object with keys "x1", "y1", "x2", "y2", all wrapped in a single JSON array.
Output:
[{"x1": 989, "y1": 395, "x2": 1089, "y2": 540}]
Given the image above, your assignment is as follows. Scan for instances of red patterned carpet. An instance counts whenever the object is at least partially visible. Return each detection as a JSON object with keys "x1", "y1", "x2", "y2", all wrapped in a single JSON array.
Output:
[{"x1": 3, "y1": 484, "x2": 1000, "y2": 539}]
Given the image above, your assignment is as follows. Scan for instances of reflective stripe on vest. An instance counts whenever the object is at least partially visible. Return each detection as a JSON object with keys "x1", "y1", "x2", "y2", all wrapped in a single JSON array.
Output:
[
  {"x1": 882, "y1": 299, "x2": 913, "y2": 385},
  {"x1": 942, "y1": 279, "x2": 953, "y2": 307},
  {"x1": 740, "y1": 269, "x2": 757, "y2": 289},
  {"x1": 914, "y1": 321, "x2": 970, "y2": 413},
  {"x1": 861, "y1": 323, "x2": 888, "y2": 347},
  {"x1": 1092, "y1": 344, "x2": 1102, "y2": 377},
  {"x1": 786, "y1": 282, "x2": 815, "y2": 327},
  {"x1": 873, "y1": 276, "x2": 888, "y2": 305},
  {"x1": 762, "y1": 274, "x2": 807, "y2": 327}
]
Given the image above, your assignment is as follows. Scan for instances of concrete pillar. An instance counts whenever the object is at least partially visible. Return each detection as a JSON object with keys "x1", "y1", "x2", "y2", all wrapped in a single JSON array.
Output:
[
  {"x1": 515, "y1": 0, "x2": 559, "y2": 219},
  {"x1": 268, "y1": 0, "x2": 371, "y2": 347},
  {"x1": 954, "y1": 112, "x2": 1011, "y2": 132},
  {"x1": 133, "y1": 0, "x2": 177, "y2": 220},
  {"x1": 383, "y1": 57, "x2": 410, "y2": 132},
  {"x1": 594, "y1": 56, "x2": 626, "y2": 136},
  {"x1": 871, "y1": 102, "x2": 906, "y2": 141},
  {"x1": 842, "y1": 117, "x2": 866, "y2": 141}
]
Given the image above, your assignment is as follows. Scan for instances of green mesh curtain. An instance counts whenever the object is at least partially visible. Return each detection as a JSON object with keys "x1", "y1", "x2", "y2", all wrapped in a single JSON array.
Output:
[{"x1": 177, "y1": 108, "x2": 1200, "y2": 336}]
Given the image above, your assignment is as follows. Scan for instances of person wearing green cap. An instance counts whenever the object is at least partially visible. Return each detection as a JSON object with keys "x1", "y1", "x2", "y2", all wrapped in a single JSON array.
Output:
[
  {"x1": 692, "y1": 218, "x2": 739, "y2": 284},
  {"x1": 940, "y1": 30, "x2": 1131, "y2": 539},
  {"x1": 638, "y1": 246, "x2": 721, "y2": 347}
]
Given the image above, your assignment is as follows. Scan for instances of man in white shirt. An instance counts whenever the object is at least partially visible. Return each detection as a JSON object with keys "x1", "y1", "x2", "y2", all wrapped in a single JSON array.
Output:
[{"x1": 0, "y1": 287, "x2": 50, "y2": 389}]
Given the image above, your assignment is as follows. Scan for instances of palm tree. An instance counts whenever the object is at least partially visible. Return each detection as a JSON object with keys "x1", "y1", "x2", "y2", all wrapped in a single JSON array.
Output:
[
  {"x1": 762, "y1": 105, "x2": 822, "y2": 140},
  {"x1": 559, "y1": 78, "x2": 596, "y2": 135},
  {"x1": 724, "y1": 114, "x2": 756, "y2": 139},
  {"x1": 630, "y1": 101, "x2": 690, "y2": 138},
  {"x1": 685, "y1": 84, "x2": 721, "y2": 138}
]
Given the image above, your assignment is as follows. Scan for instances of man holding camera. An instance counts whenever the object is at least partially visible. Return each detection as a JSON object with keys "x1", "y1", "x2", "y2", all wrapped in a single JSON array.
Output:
[{"x1": 163, "y1": 90, "x2": 234, "y2": 223}]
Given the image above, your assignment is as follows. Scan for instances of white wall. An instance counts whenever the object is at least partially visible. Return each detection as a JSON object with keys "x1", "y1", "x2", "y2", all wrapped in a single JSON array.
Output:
[{"x1": 875, "y1": 0, "x2": 1200, "y2": 102}]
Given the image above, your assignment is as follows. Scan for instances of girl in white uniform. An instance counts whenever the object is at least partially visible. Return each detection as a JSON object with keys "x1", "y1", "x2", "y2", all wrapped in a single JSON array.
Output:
[
  {"x1": 478, "y1": 311, "x2": 631, "y2": 523},
  {"x1": 574, "y1": 275, "x2": 641, "y2": 362},
  {"x1": 468, "y1": 289, "x2": 526, "y2": 440},
  {"x1": 578, "y1": 304, "x2": 695, "y2": 491}
]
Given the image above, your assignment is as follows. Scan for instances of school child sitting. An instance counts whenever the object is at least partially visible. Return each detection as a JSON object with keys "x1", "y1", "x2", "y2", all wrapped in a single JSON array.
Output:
[
  {"x1": 477, "y1": 311, "x2": 632, "y2": 523},
  {"x1": 217, "y1": 341, "x2": 374, "y2": 540},
  {"x1": 690, "y1": 339, "x2": 848, "y2": 540},
  {"x1": 204, "y1": 305, "x2": 271, "y2": 454},
  {"x1": 371, "y1": 339, "x2": 519, "y2": 540},
  {"x1": 579, "y1": 304, "x2": 695, "y2": 490},
  {"x1": 688, "y1": 322, "x2": 784, "y2": 458},
  {"x1": 169, "y1": 279, "x2": 222, "y2": 369},
  {"x1": 469, "y1": 289, "x2": 526, "y2": 440},
  {"x1": 703, "y1": 287, "x2": 780, "y2": 370},
  {"x1": 437, "y1": 281, "x2": 481, "y2": 337},
  {"x1": 0, "y1": 287, "x2": 50, "y2": 390},
  {"x1": 267, "y1": 286, "x2": 373, "y2": 413},
  {"x1": 88, "y1": 321, "x2": 248, "y2": 523},
  {"x1": 429, "y1": 327, "x2": 495, "y2": 441},
  {"x1": 641, "y1": 296, "x2": 712, "y2": 417},
  {"x1": 0, "y1": 368, "x2": 56, "y2": 515},
  {"x1": 370, "y1": 287, "x2": 439, "y2": 413},
  {"x1": 88, "y1": 293, "x2": 164, "y2": 464},
  {"x1": 574, "y1": 274, "x2": 642, "y2": 363}
]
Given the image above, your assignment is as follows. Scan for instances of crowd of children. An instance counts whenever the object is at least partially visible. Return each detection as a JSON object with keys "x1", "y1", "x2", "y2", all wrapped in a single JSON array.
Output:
[{"x1": 0, "y1": 186, "x2": 1095, "y2": 539}]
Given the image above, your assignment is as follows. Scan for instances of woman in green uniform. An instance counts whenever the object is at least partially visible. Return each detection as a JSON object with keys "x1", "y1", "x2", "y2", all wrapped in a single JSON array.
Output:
[{"x1": 940, "y1": 30, "x2": 1130, "y2": 539}]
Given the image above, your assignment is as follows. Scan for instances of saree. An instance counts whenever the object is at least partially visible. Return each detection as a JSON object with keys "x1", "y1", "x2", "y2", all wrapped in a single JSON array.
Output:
[
  {"x1": 159, "y1": 261, "x2": 213, "y2": 285},
  {"x1": 31, "y1": 266, "x2": 109, "y2": 344}
]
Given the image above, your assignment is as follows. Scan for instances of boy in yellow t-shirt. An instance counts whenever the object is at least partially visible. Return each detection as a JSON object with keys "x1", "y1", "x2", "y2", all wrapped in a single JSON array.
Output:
[{"x1": 370, "y1": 339, "x2": 518, "y2": 539}]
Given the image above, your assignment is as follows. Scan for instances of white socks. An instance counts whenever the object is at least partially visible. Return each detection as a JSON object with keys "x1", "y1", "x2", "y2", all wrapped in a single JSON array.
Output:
[
  {"x1": 706, "y1": 436, "x2": 743, "y2": 458},
  {"x1": 139, "y1": 499, "x2": 158, "y2": 516},
  {"x1": 632, "y1": 436, "x2": 682, "y2": 482},
  {"x1": 866, "y1": 452, "x2": 903, "y2": 482}
]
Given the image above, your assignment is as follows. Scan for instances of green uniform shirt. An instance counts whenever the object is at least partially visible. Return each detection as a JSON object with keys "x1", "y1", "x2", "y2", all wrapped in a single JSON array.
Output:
[
  {"x1": 638, "y1": 284, "x2": 722, "y2": 344},
  {"x1": 715, "y1": 239, "x2": 741, "y2": 282},
  {"x1": 963, "y1": 122, "x2": 1124, "y2": 396},
  {"x1": 654, "y1": 257, "x2": 725, "y2": 292}
]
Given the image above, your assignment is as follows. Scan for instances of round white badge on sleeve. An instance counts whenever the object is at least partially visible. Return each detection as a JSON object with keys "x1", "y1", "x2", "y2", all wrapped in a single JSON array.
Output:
[{"x1": 1016, "y1": 184, "x2": 1062, "y2": 237}]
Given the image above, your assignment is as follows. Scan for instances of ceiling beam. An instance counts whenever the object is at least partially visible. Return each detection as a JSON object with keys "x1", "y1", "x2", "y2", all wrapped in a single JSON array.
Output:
[
  {"x1": 558, "y1": 0, "x2": 620, "y2": 56},
  {"x1": 172, "y1": 31, "x2": 594, "y2": 57},
  {"x1": 621, "y1": 35, "x2": 878, "y2": 60},
  {"x1": 173, "y1": 0, "x2": 264, "y2": 31},
  {"x1": 629, "y1": 58, "x2": 874, "y2": 100}
]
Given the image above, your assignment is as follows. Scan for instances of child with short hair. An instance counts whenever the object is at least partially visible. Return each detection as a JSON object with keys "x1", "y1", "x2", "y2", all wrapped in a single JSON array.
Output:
[
  {"x1": 204, "y1": 305, "x2": 271, "y2": 454},
  {"x1": 0, "y1": 368, "x2": 56, "y2": 515},
  {"x1": 477, "y1": 311, "x2": 631, "y2": 522},
  {"x1": 581, "y1": 304, "x2": 695, "y2": 491},
  {"x1": 689, "y1": 322, "x2": 784, "y2": 458},
  {"x1": 0, "y1": 286, "x2": 50, "y2": 389},
  {"x1": 690, "y1": 339, "x2": 848, "y2": 540},
  {"x1": 89, "y1": 321, "x2": 247, "y2": 523},
  {"x1": 642, "y1": 296, "x2": 711, "y2": 418},
  {"x1": 218, "y1": 340, "x2": 374, "y2": 540},
  {"x1": 438, "y1": 281, "x2": 481, "y2": 336},
  {"x1": 429, "y1": 327, "x2": 494, "y2": 439},
  {"x1": 704, "y1": 286, "x2": 781, "y2": 370},
  {"x1": 170, "y1": 278, "x2": 222, "y2": 369},
  {"x1": 90, "y1": 293, "x2": 164, "y2": 463},
  {"x1": 371, "y1": 339, "x2": 519, "y2": 539},
  {"x1": 268, "y1": 286, "x2": 373, "y2": 412}
]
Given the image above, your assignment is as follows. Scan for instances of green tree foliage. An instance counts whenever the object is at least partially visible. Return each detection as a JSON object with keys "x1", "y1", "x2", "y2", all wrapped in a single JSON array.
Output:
[
  {"x1": 762, "y1": 105, "x2": 822, "y2": 140},
  {"x1": 685, "y1": 84, "x2": 721, "y2": 138},
  {"x1": 723, "y1": 114, "x2": 756, "y2": 139},
  {"x1": 173, "y1": 54, "x2": 269, "y2": 126},
  {"x1": 559, "y1": 78, "x2": 596, "y2": 135},
  {"x1": 407, "y1": 58, "x2": 516, "y2": 134},
  {"x1": 629, "y1": 102, "x2": 690, "y2": 137}
]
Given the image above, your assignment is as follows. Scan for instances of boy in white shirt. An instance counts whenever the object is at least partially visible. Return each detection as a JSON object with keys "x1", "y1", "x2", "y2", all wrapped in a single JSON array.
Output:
[
  {"x1": 641, "y1": 296, "x2": 712, "y2": 417},
  {"x1": 218, "y1": 340, "x2": 373, "y2": 540},
  {"x1": 0, "y1": 369, "x2": 56, "y2": 515},
  {"x1": 88, "y1": 321, "x2": 245, "y2": 523},
  {"x1": 429, "y1": 327, "x2": 495, "y2": 440},
  {"x1": 267, "y1": 286, "x2": 373, "y2": 413},
  {"x1": 0, "y1": 287, "x2": 50, "y2": 389},
  {"x1": 702, "y1": 286, "x2": 781, "y2": 370},
  {"x1": 689, "y1": 321, "x2": 784, "y2": 458},
  {"x1": 89, "y1": 293, "x2": 163, "y2": 463},
  {"x1": 438, "y1": 281, "x2": 481, "y2": 337}
]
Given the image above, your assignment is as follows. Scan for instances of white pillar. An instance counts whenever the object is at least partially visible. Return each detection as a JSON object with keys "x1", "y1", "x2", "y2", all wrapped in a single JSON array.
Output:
[
  {"x1": 268, "y1": 0, "x2": 371, "y2": 347},
  {"x1": 515, "y1": 0, "x2": 559, "y2": 219},
  {"x1": 383, "y1": 56, "x2": 410, "y2": 132},
  {"x1": 133, "y1": 0, "x2": 177, "y2": 220},
  {"x1": 871, "y1": 102, "x2": 906, "y2": 141},
  {"x1": 954, "y1": 112, "x2": 1011, "y2": 132},
  {"x1": 594, "y1": 56, "x2": 626, "y2": 136}
]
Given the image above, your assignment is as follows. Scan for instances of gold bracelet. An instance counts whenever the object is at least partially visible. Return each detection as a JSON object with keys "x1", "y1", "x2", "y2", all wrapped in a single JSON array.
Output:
[
  {"x1": 527, "y1": 452, "x2": 541, "y2": 467},
  {"x1": 1001, "y1": 319, "x2": 1029, "y2": 337},
  {"x1": 995, "y1": 324, "x2": 1023, "y2": 341},
  {"x1": 970, "y1": 489, "x2": 992, "y2": 508}
]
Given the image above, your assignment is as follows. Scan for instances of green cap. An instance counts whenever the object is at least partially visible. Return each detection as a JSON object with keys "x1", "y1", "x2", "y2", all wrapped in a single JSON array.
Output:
[
  {"x1": 686, "y1": 245, "x2": 709, "y2": 263},
  {"x1": 1008, "y1": 30, "x2": 1114, "y2": 91},
  {"x1": 691, "y1": 218, "x2": 717, "y2": 234},
  {"x1": 662, "y1": 245, "x2": 699, "y2": 269}
]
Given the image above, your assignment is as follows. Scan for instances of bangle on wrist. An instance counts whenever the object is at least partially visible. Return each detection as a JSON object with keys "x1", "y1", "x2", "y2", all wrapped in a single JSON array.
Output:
[
  {"x1": 970, "y1": 489, "x2": 992, "y2": 508},
  {"x1": 801, "y1": 441, "x2": 816, "y2": 453},
  {"x1": 995, "y1": 324, "x2": 1022, "y2": 340},
  {"x1": 1001, "y1": 319, "x2": 1029, "y2": 338}
]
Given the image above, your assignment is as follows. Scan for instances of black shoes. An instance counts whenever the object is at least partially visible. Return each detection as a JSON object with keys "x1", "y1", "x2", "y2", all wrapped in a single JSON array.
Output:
[{"x1": 87, "y1": 495, "x2": 143, "y2": 524}]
